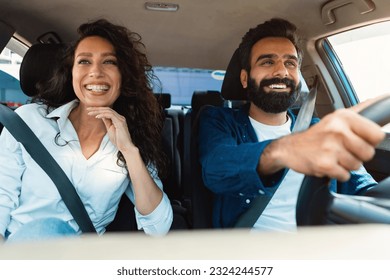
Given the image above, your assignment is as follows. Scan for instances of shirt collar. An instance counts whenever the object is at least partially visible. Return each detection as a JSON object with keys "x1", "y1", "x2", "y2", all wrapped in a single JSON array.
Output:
[
  {"x1": 46, "y1": 99, "x2": 79, "y2": 120},
  {"x1": 46, "y1": 99, "x2": 79, "y2": 138}
]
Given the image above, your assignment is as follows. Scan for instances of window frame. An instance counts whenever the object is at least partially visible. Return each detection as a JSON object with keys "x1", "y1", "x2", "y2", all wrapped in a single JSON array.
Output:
[{"x1": 315, "y1": 37, "x2": 357, "y2": 108}]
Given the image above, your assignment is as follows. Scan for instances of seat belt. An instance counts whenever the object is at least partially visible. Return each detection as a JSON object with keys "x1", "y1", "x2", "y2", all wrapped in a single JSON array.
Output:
[
  {"x1": 291, "y1": 76, "x2": 319, "y2": 134},
  {"x1": 0, "y1": 104, "x2": 97, "y2": 233},
  {"x1": 234, "y1": 77, "x2": 319, "y2": 228}
]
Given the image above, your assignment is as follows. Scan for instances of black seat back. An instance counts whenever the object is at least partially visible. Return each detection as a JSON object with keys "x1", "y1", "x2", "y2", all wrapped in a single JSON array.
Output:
[
  {"x1": 183, "y1": 90, "x2": 225, "y2": 229},
  {"x1": 20, "y1": 43, "x2": 66, "y2": 97},
  {"x1": 155, "y1": 93, "x2": 189, "y2": 230},
  {"x1": 155, "y1": 93, "x2": 184, "y2": 201},
  {"x1": 221, "y1": 48, "x2": 246, "y2": 101},
  {"x1": 187, "y1": 50, "x2": 246, "y2": 229}
]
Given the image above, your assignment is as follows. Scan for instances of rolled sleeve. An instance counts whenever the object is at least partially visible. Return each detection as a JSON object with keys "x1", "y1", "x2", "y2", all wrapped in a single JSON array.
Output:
[
  {"x1": 134, "y1": 192, "x2": 173, "y2": 236},
  {"x1": 125, "y1": 172, "x2": 173, "y2": 236}
]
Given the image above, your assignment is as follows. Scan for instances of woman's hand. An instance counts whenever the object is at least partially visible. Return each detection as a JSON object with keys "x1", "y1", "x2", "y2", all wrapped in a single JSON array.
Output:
[{"x1": 87, "y1": 107, "x2": 135, "y2": 153}]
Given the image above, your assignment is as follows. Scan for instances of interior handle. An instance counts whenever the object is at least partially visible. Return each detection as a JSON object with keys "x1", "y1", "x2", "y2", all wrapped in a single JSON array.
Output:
[{"x1": 322, "y1": 0, "x2": 375, "y2": 25}]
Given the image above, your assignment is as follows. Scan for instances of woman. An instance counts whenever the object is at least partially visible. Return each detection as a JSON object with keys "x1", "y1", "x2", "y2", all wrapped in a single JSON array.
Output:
[{"x1": 0, "y1": 19, "x2": 173, "y2": 241}]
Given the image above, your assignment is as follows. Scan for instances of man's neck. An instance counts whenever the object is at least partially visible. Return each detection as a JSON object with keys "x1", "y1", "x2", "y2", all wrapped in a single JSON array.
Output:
[{"x1": 248, "y1": 102, "x2": 288, "y2": 126}]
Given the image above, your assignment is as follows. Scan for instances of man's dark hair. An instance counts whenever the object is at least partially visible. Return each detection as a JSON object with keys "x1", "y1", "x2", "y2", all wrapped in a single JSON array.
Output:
[{"x1": 238, "y1": 18, "x2": 303, "y2": 72}]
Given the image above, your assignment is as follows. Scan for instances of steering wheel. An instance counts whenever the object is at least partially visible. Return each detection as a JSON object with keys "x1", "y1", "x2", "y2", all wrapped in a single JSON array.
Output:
[{"x1": 296, "y1": 96, "x2": 390, "y2": 226}]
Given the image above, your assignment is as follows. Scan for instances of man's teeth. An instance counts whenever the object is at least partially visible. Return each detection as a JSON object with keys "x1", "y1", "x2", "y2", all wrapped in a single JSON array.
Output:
[
  {"x1": 86, "y1": 85, "x2": 109, "y2": 92},
  {"x1": 269, "y1": 84, "x2": 287, "y2": 89}
]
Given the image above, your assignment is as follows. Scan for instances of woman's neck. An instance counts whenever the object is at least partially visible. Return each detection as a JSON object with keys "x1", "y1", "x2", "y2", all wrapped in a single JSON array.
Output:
[{"x1": 69, "y1": 104, "x2": 107, "y2": 144}]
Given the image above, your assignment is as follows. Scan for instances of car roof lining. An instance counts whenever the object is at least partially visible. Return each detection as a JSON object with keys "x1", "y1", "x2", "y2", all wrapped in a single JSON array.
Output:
[{"x1": 0, "y1": 0, "x2": 388, "y2": 70}]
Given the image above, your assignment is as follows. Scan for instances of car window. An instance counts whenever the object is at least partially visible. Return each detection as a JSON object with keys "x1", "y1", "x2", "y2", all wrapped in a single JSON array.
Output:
[
  {"x1": 0, "y1": 45, "x2": 27, "y2": 107},
  {"x1": 327, "y1": 21, "x2": 390, "y2": 102},
  {"x1": 327, "y1": 21, "x2": 390, "y2": 132},
  {"x1": 153, "y1": 67, "x2": 225, "y2": 106}
]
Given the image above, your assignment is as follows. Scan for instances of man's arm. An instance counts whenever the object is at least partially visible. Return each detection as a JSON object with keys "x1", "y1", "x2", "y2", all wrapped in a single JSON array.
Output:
[{"x1": 258, "y1": 98, "x2": 386, "y2": 181}]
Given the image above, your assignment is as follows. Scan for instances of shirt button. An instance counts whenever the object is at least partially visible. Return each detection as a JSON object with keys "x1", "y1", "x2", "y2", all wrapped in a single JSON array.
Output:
[
  {"x1": 258, "y1": 189, "x2": 265, "y2": 195},
  {"x1": 245, "y1": 199, "x2": 251, "y2": 204}
]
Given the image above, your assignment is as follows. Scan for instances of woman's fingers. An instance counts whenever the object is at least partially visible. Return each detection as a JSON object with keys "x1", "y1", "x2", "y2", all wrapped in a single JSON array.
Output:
[{"x1": 86, "y1": 107, "x2": 133, "y2": 151}]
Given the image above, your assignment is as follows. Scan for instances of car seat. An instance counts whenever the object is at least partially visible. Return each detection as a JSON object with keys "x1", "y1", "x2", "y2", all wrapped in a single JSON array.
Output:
[
  {"x1": 155, "y1": 93, "x2": 184, "y2": 202},
  {"x1": 185, "y1": 49, "x2": 249, "y2": 229},
  {"x1": 220, "y1": 49, "x2": 246, "y2": 102},
  {"x1": 183, "y1": 90, "x2": 225, "y2": 229},
  {"x1": 155, "y1": 92, "x2": 190, "y2": 230}
]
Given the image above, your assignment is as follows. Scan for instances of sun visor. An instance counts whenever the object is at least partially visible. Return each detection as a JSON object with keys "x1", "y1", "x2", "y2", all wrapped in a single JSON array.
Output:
[{"x1": 0, "y1": 21, "x2": 15, "y2": 53}]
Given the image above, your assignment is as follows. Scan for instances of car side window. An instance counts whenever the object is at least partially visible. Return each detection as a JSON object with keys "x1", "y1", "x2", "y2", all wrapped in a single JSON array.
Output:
[
  {"x1": 326, "y1": 20, "x2": 390, "y2": 132},
  {"x1": 0, "y1": 45, "x2": 27, "y2": 108}
]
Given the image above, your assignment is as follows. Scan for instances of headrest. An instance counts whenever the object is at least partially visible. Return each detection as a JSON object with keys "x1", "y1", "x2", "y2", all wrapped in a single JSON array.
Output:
[
  {"x1": 19, "y1": 43, "x2": 66, "y2": 97},
  {"x1": 155, "y1": 93, "x2": 171, "y2": 109},
  {"x1": 191, "y1": 90, "x2": 224, "y2": 115},
  {"x1": 221, "y1": 48, "x2": 246, "y2": 101}
]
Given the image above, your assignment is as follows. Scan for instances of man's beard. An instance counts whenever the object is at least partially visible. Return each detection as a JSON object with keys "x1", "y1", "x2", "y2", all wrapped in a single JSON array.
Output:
[{"x1": 246, "y1": 77, "x2": 301, "y2": 113}]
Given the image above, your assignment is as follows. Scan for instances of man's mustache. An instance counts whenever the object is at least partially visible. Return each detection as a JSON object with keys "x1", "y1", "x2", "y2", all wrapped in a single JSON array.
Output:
[{"x1": 259, "y1": 78, "x2": 296, "y2": 89}]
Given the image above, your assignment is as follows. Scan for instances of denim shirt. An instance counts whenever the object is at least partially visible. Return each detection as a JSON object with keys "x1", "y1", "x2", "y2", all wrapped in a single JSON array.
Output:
[{"x1": 198, "y1": 104, "x2": 377, "y2": 228}]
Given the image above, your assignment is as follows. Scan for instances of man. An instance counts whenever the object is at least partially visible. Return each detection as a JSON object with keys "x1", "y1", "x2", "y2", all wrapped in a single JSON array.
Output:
[{"x1": 198, "y1": 18, "x2": 385, "y2": 230}]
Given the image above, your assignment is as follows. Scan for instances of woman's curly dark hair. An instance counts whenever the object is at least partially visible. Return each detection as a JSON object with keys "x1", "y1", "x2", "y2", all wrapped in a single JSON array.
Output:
[{"x1": 33, "y1": 18, "x2": 168, "y2": 178}]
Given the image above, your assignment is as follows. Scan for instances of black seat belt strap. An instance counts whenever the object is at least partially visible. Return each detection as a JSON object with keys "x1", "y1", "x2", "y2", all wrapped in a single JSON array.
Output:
[
  {"x1": 0, "y1": 104, "x2": 96, "y2": 233},
  {"x1": 234, "y1": 194, "x2": 273, "y2": 228},
  {"x1": 234, "y1": 77, "x2": 319, "y2": 228},
  {"x1": 291, "y1": 76, "x2": 319, "y2": 134}
]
